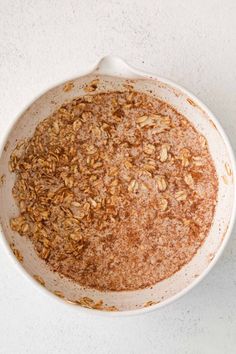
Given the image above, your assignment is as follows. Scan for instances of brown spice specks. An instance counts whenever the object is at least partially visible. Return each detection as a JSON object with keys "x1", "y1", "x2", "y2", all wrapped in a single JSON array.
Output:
[{"x1": 9, "y1": 90, "x2": 218, "y2": 292}]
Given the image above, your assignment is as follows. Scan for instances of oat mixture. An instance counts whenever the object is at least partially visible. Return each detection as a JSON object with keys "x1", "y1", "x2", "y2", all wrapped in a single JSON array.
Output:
[{"x1": 10, "y1": 90, "x2": 218, "y2": 291}]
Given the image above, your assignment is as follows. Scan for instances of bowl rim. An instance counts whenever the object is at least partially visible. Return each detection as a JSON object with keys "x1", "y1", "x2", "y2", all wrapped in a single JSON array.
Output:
[{"x1": 0, "y1": 55, "x2": 235, "y2": 317}]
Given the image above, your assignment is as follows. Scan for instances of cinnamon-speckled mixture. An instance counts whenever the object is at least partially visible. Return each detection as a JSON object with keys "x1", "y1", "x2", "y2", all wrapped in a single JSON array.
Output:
[{"x1": 10, "y1": 90, "x2": 218, "y2": 291}]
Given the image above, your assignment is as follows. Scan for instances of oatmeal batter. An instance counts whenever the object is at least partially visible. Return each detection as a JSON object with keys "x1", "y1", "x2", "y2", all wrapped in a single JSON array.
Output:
[{"x1": 10, "y1": 90, "x2": 218, "y2": 291}]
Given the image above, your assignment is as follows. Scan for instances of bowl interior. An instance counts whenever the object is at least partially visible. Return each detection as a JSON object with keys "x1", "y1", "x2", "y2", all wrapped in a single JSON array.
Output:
[{"x1": 0, "y1": 73, "x2": 235, "y2": 312}]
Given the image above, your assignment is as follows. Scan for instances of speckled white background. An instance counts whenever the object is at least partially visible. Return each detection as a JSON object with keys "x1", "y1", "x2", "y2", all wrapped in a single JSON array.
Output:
[{"x1": 0, "y1": 1, "x2": 236, "y2": 353}]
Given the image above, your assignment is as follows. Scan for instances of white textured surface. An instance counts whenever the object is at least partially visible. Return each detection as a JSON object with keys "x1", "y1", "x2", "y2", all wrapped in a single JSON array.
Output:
[{"x1": 0, "y1": 1, "x2": 236, "y2": 353}]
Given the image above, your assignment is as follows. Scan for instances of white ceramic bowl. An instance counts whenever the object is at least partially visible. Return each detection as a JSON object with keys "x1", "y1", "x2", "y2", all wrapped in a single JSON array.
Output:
[{"x1": 0, "y1": 56, "x2": 235, "y2": 316}]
